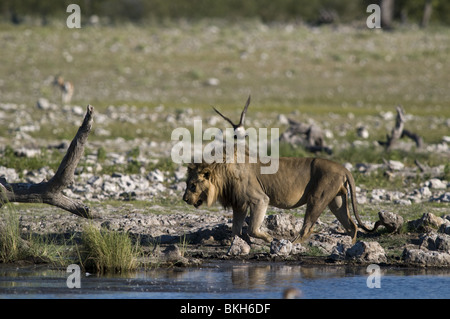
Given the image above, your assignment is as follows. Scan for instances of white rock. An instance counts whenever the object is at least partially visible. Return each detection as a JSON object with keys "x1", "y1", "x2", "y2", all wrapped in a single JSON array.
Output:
[
  {"x1": 72, "y1": 106, "x2": 84, "y2": 115},
  {"x1": 343, "y1": 162, "x2": 353, "y2": 171},
  {"x1": 205, "y1": 78, "x2": 220, "y2": 86},
  {"x1": 419, "y1": 186, "x2": 432, "y2": 197},
  {"x1": 427, "y1": 178, "x2": 447, "y2": 189},
  {"x1": 102, "y1": 181, "x2": 118, "y2": 193},
  {"x1": 403, "y1": 248, "x2": 450, "y2": 267},
  {"x1": 291, "y1": 243, "x2": 307, "y2": 255},
  {"x1": 380, "y1": 111, "x2": 394, "y2": 121},
  {"x1": 36, "y1": 98, "x2": 50, "y2": 110},
  {"x1": 387, "y1": 160, "x2": 404, "y2": 171},
  {"x1": 394, "y1": 199, "x2": 411, "y2": 206},
  {"x1": 148, "y1": 169, "x2": 164, "y2": 183},
  {"x1": 356, "y1": 126, "x2": 369, "y2": 139},
  {"x1": 14, "y1": 147, "x2": 41, "y2": 157},
  {"x1": 277, "y1": 114, "x2": 289, "y2": 125},
  {"x1": 346, "y1": 241, "x2": 387, "y2": 263},
  {"x1": 270, "y1": 239, "x2": 293, "y2": 256},
  {"x1": 227, "y1": 236, "x2": 250, "y2": 256},
  {"x1": 431, "y1": 192, "x2": 450, "y2": 203},
  {"x1": 0, "y1": 166, "x2": 19, "y2": 182},
  {"x1": 174, "y1": 166, "x2": 187, "y2": 181}
]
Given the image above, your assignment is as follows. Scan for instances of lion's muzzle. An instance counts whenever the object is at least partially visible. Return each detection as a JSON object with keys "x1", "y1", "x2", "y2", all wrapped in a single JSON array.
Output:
[
  {"x1": 182, "y1": 192, "x2": 190, "y2": 204},
  {"x1": 193, "y1": 199, "x2": 203, "y2": 208},
  {"x1": 183, "y1": 192, "x2": 202, "y2": 208}
]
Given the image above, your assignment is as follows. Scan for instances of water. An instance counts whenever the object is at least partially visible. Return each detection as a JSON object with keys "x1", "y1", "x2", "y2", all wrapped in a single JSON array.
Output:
[{"x1": 1, "y1": 261, "x2": 449, "y2": 299}]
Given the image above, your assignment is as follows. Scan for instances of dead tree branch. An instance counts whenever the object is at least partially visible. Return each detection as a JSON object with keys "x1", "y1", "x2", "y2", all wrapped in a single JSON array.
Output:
[
  {"x1": 384, "y1": 105, "x2": 405, "y2": 151},
  {"x1": 401, "y1": 129, "x2": 423, "y2": 149},
  {"x1": 378, "y1": 106, "x2": 423, "y2": 151},
  {"x1": 0, "y1": 105, "x2": 94, "y2": 218}
]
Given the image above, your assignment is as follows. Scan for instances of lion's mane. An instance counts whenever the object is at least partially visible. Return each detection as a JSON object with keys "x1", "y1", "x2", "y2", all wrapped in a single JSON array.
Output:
[{"x1": 201, "y1": 162, "x2": 250, "y2": 213}]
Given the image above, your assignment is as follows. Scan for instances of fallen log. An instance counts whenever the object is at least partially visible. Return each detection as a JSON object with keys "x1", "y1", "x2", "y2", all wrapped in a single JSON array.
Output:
[{"x1": 0, "y1": 105, "x2": 94, "y2": 218}]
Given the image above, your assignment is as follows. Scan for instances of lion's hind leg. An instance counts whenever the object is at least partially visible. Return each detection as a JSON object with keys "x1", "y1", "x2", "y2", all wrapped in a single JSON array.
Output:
[
  {"x1": 328, "y1": 194, "x2": 357, "y2": 244},
  {"x1": 293, "y1": 182, "x2": 341, "y2": 244},
  {"x1": 293, "y1": 200, "x2": 329, "y2": 244}
]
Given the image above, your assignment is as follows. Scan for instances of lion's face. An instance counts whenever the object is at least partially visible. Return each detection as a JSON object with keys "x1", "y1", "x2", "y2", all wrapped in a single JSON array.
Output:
[{"x1": 183, "y1": 164, "x2": 212, "y2": 208}]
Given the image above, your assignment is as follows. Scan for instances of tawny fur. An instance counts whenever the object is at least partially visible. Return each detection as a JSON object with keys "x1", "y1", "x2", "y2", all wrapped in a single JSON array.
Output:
[{"x1": 183, "y1": 154, "x2": 378, "y2": 244}]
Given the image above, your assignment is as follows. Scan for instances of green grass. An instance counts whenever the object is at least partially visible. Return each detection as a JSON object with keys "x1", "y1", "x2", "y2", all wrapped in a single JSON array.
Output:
[
  {"x1": 280, "y1": 141, "x2": 448, "y2": 174},
  {"x1": 305, "y1": 245, "x2": 327, "y2": 257},
  {"x1": 179, "y1": 234, "x2": 189, "y2": 258},
  {"x1": 353, "y1": 169, "x2": 406, "y2": 191},
  {"x1": 0, "y1": 199, "x2": 74, "y2": 265},
  {"x1": 79, "y1": 223, "x2": 140, "y2": 273},
  {"x1": 0, "y1": 146, "x2": 62, "y2": 178},
  {"x1": 1, "y1": 22, "x2": 449, "y2": 112},
  {"x1": 25, "y1": 233, "x2": 75, "y2": 266},
  {"x1": 0, "y1": 202, "x2": 24, "y2": 263},
  {"x1": 373, "y1": 233, "x2": 411, "y2": 260}
]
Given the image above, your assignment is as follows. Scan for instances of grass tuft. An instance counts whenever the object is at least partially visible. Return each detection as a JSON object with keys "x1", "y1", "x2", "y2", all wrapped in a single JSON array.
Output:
[
  {"x1": 0, "y1": 197, "x2": 75, "y2": 265},
  {"x1": 0, "y1": 201, "x2": 24, "y2": 263},
  {"x1": 79, "y1": 223, "x2": 140, "y2": 274}
]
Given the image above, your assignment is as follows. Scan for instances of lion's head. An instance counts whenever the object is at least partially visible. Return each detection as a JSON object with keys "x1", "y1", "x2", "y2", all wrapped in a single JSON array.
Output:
[{"x1": 183, "y1": 163, "x2": 218, "y2": 208}]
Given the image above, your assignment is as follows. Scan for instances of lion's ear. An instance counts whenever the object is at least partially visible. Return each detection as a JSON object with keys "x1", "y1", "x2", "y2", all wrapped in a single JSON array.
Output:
[
  {"x1": 203, "y1": 170, "x2": 211, "y2": 180},
  {"x1": 199, "y1": 166, "x2": 212, "y2": 180}
]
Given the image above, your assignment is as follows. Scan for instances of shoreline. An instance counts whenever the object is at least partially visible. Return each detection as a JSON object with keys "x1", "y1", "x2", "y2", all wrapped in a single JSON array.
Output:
[{"x1": 5, "y1": 203, "x2": 450, "y2": 269}]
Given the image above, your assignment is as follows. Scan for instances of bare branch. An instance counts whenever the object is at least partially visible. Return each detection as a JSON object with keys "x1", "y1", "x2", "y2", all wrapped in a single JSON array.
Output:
[
  {"x1": 47, "y1": 104, "x2": 93, "y2": 193},
  {"x1": 378, "y1": 106, "x2": 424, "y2": 151},
  {"x1": 0, "y1": 105, "x2": 94, "y2": 218},
  {"x1": 401, "y1": 129, "x2": 423, "y2": 149}
]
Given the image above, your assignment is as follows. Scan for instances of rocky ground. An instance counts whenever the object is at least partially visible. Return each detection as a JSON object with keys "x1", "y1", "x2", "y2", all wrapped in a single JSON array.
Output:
[
  {"x1": 7, "y1": 185, "x2": 450, "y2": 268},
  {"x1": 0, "y1": 101, "x2": 450, "y2": 268}
]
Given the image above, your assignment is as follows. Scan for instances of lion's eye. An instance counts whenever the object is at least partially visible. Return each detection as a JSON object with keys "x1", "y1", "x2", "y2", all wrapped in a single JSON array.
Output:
[{"x1": 189, "y1": 184, "x2": 196, "y2": 192}]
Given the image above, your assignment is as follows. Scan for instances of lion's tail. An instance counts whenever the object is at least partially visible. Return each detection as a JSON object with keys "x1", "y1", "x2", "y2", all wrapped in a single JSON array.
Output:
[{"x1": 346, "y1": 171, "x2": 381, "y2": 233}]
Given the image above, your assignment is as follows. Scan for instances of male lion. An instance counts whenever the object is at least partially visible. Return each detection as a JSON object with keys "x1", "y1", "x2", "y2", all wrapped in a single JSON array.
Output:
[{"x1": 183, "y1": 157, "x2": 376, "y2": 244}]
